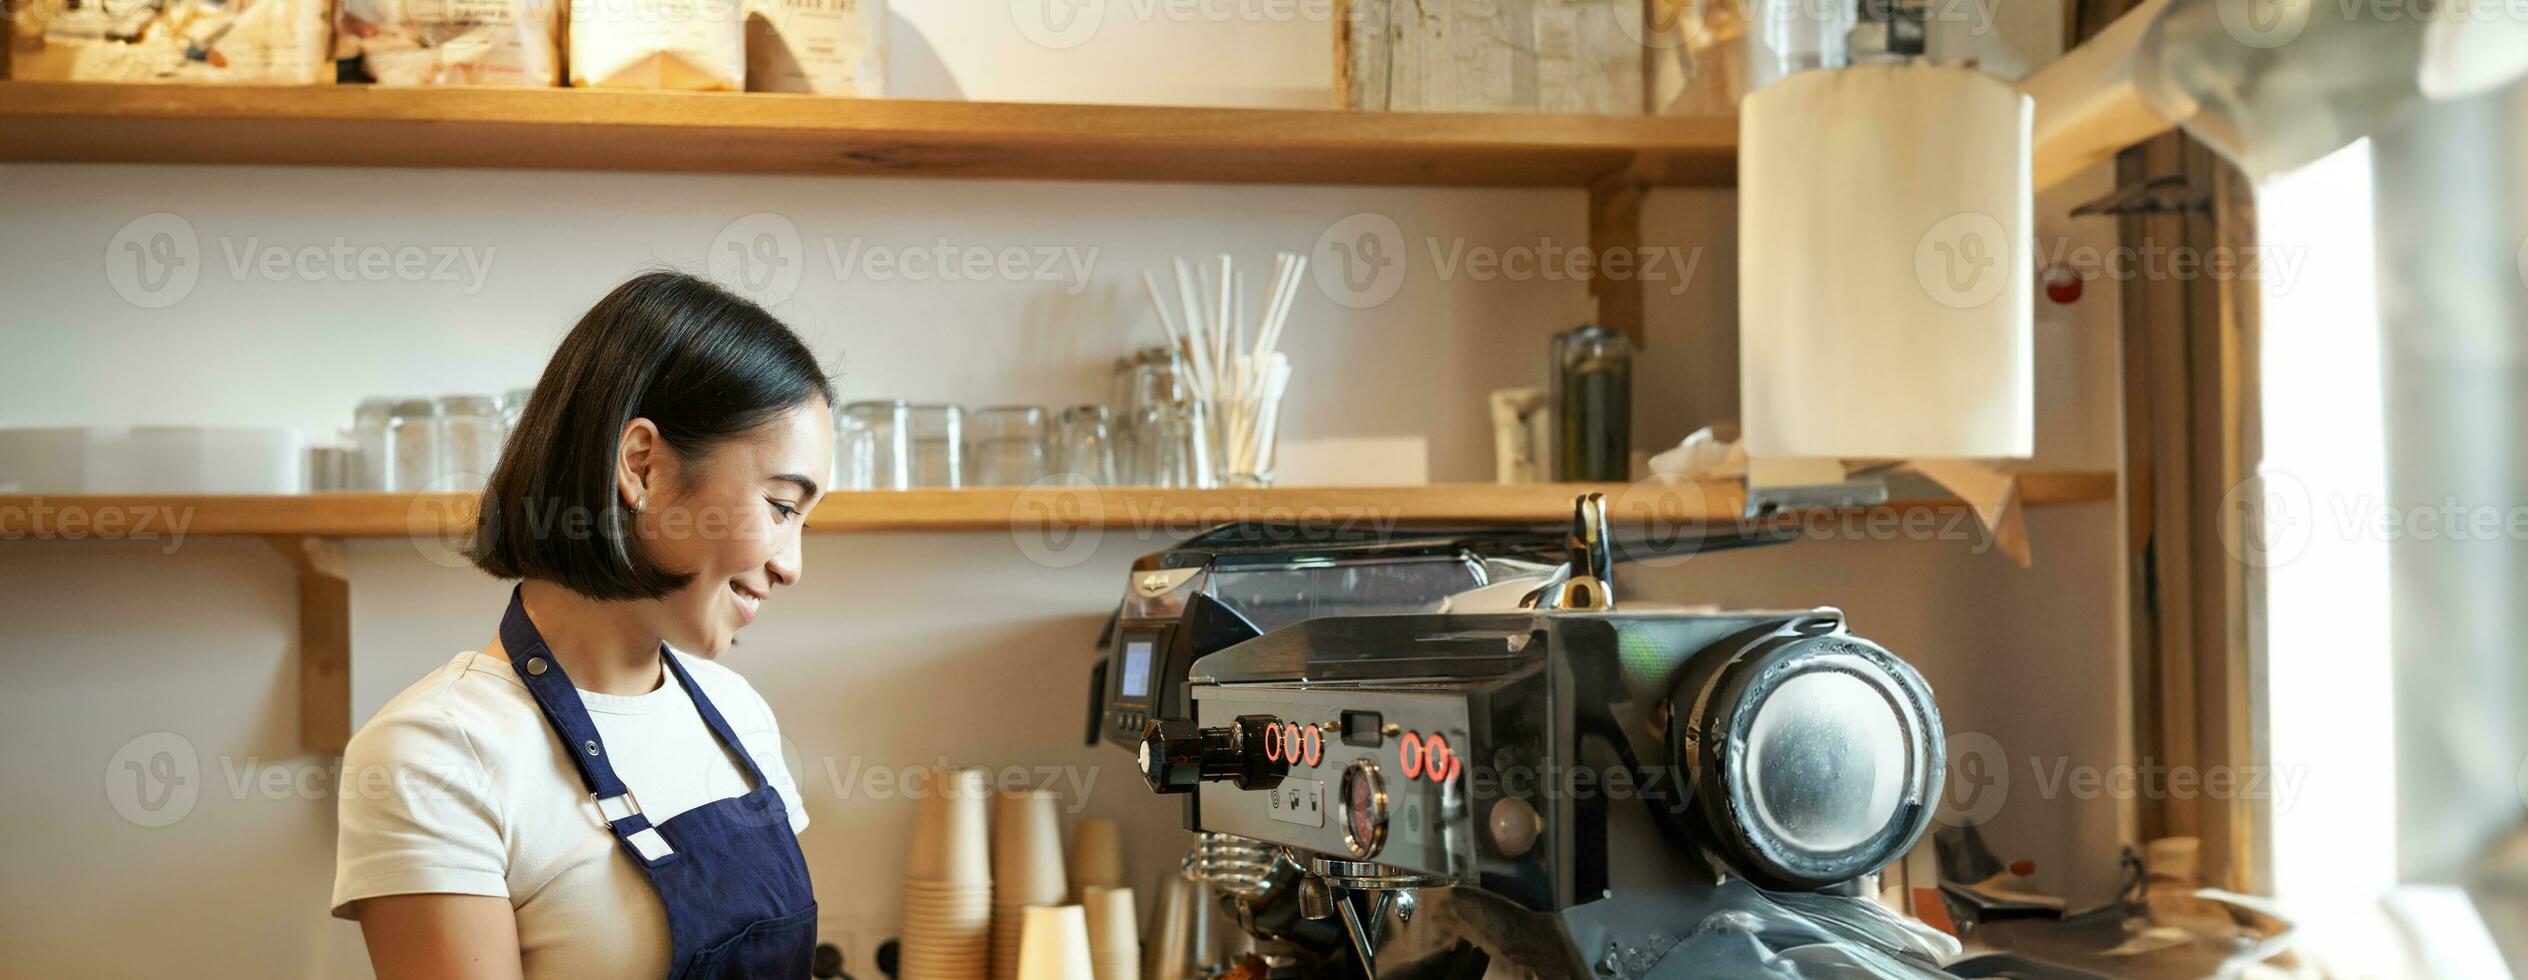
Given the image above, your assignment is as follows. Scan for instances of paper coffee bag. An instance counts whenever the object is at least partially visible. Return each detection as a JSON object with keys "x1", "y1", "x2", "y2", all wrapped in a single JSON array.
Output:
[
  {"x1": 741, "y1": 0, "x2": 882, "y2": 95},
  {"x1": 568, "y1": 0, "x2": 743, "y2": 90}
]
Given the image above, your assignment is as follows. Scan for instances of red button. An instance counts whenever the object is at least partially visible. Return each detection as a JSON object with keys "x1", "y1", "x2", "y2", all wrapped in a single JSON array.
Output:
[
  {"x1": 1422, "y1": 734, "x2": 1451, "y2": 782},
  {"x1": 1399, "y1": 732, "x2": 1424, "y2": 780},
  {"x1": 1302, "y1": 725, "x2": 1323, "y2": 767},
  {"x1": 1283, "y1": 724, "x2": 1303, "y2": 763},
  {"x1": 1263, "y1": 723, "x2": 1283, "y2": 762}
]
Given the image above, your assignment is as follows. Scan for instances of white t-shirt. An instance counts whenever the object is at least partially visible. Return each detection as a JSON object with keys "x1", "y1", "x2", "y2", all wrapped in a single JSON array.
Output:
[{"x1": 331, "y1": 648, "x2": 809, "y2": 978}]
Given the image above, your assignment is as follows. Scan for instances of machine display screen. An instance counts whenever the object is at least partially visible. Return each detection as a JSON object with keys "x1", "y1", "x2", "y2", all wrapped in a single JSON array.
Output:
[{"x1": 1119, "y1": 640, "x2": 1154, "y2": 699}]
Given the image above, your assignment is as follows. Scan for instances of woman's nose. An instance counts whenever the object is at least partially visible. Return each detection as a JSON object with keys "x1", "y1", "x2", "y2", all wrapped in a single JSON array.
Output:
[{"x1": 766, "y1": 532, "x2": 802, "y2": 588}]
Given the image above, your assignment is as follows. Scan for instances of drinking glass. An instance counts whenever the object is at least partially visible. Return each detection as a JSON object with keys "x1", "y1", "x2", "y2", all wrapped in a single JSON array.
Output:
[
  {"x1": 1109, "y1": 348, "x2": 1182, "y2": 485},
  {"x1": 1053, "y1": 405, "x2": 1117, "y2": 486},
  {"x1": 970, "y1": 406, "x2": 1048, "y2": 488},
  {"x1": 906, "y1": 404, "x2": 965, "y2": 489},
  {"x1": 1150, "y1": 402, "x2": 1217, "y2": 489},
  {"x1": 836, "y1": 400, "x2": 911, "y2": 491}
]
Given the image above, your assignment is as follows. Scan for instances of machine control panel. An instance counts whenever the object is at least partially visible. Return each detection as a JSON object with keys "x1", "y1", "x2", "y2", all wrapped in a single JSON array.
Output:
[{"x1": 1187, "y1": 687, "x2": 1471, "y2": 877}]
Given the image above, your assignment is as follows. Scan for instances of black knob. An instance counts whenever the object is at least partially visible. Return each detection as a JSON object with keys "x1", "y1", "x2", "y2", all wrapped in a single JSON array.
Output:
[{"x1": 1138, "y1": 715, "x2": 1287, "y2": 794}]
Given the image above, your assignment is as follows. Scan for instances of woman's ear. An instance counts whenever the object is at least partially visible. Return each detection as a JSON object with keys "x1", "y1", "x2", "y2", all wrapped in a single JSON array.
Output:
[{"x1": 616, "y1": 418, "x2": 663, "y2": 512}]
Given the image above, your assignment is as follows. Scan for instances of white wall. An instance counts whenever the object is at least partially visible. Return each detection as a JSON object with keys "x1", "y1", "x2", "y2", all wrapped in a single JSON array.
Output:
[{"x1": 0, "y1": 3, "x2": 2133, "y2": 976}]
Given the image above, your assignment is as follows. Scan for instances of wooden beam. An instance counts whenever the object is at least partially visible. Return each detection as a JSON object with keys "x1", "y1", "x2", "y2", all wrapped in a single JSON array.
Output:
[
  {"x1": 2114, "y1": 129, "x2": 2264, "y2": 890},
  {"x1": 265, "y1": 535, "x2": 351, "y2": 754},
  {"x1": 1588, "y1": 169, "x2": 1649, "y2": 348},
  {"x1": 2025, "y1": 0, "x2": 2183, "y2": 191}
]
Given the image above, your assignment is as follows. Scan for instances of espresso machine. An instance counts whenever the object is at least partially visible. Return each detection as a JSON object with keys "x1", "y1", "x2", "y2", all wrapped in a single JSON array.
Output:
[{"x1": 1091, "y1": 496, "x2": 1957, "y2": 978}]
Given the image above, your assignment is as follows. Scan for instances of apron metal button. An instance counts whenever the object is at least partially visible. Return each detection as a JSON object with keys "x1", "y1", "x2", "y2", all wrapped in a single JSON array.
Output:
[
  {"x1": 584, "y1": 740, "x2": 601, "y2": 756},
  {"x1": 526, "y1": 657, "x2": 548, "y2": 676}
]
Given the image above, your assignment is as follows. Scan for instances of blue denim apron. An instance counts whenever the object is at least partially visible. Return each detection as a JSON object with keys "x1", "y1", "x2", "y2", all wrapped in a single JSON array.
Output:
[{"x1": 499, "y1": 590, "x2": 818, "y2": 979}]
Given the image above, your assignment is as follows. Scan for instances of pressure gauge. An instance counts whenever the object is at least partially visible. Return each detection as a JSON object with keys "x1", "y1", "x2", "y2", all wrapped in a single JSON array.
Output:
[{"x1": 1339, "y1": 759, "x2": 1389, "y2": 859}]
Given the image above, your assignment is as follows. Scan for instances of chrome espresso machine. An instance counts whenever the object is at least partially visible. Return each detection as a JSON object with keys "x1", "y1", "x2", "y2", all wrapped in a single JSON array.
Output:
[{"x1": 1087, "y1": 496, "x2": 1958, "y2": 979}]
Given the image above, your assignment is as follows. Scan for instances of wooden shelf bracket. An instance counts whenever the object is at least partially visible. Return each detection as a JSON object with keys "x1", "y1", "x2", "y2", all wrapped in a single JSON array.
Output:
[{"x1": 265, "y1": 535, "x2": 350, "y2": 754}]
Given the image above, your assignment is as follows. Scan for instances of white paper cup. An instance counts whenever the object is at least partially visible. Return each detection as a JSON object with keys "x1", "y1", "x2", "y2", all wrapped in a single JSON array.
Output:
[
  {"x1": 1016, "y1": 904, "x2": 1094, "y2": 980},
  {"x1": 1079, "y1": 885, "x2": 1140, "y2": 980}
]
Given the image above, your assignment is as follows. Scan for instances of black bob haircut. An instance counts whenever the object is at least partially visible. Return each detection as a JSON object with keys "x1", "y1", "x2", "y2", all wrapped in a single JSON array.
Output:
[{"x1": 468, "y1": 271, "x2": 834, "y2": 601}]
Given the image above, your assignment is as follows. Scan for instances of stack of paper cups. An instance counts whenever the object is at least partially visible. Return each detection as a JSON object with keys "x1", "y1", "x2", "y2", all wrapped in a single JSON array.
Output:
[
  {"x1": 901, "y1": 768, "x2": 993, "y2": 980},
  {"x1": 1016, "y1": 905, "x2": 1094, "y2": 980},
  {"x1": 1080, "y1": 885, "x2": 1140, "y2": 980},
  {"x1": 1068, "y1": 819, "x2": 1124, "y2": 899},
  {"x1": 992, "y1": 789, "x2": 1069, "y2": 980}
]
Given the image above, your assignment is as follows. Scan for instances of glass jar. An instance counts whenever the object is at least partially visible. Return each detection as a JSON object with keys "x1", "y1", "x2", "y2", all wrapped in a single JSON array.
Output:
[
  {"x1": 835, "y1": 400, "x2": 910, "y2": 491},
  {"x1": 1550, "y1": 324, "x2": 1634, "y2": 482},
  {"x1": 387, "y1": 398, "x2": 444, "y2": 493},
  {"x1": 350, "y1": 398, "x2": 395, "y2": 492},
  {"x1": 438, "y1": 395, "x2": 504, "y2": 491},
  {"x1": 970, "y1": 406, "x2": 1048, "y2": 488}
]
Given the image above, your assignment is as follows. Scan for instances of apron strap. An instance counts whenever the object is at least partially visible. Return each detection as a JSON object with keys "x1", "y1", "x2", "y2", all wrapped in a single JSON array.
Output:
[
  {"x1": 496, "y1": 587, "x2": 771, "y2": 861},
  {"x1": 499, "y1": 587, "x2": 635, "y2": 802},
  {"x1": 660, "y1": 646, "x2": 772, "y2": 790}
]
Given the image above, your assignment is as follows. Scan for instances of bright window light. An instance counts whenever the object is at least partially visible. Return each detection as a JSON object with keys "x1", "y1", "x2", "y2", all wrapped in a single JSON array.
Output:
[{"x1": 2257, "y1": 138, "x2": 2400, "y2": 975}]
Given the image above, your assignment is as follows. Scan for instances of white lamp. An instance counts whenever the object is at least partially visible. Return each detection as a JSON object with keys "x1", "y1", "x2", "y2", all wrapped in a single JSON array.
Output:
[{"x1": 1739, "y1": 63, "x2": 2035, "y2": 461}]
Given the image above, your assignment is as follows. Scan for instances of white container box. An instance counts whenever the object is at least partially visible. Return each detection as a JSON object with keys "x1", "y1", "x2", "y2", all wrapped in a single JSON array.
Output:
[{"x1": 86, "y1": 427, "x2": 307, "y2": 493}]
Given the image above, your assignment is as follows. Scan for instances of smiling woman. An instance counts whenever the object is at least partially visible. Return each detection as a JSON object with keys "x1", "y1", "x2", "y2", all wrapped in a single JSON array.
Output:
[{"x1": 331, "y1": 271, "x2": 836, "y2": 980}]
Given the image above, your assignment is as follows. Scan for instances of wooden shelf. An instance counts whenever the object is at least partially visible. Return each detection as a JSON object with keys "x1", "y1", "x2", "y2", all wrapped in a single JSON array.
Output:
[
  {"x1": 0, "y1": 82, "x2": 1738, "y2": 187},
  {"x1": 0, "y1": 475, "x2": 2110, "y2": 754},
  {"x1": 0, "y1": 474, "x2": 2113, "y2": 537}
]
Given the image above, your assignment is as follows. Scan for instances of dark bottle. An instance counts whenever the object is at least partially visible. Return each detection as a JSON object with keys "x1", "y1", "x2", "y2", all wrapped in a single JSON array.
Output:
[{"x1": 1551, "y1": 324, "x2": 1634, "y2": 481}]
